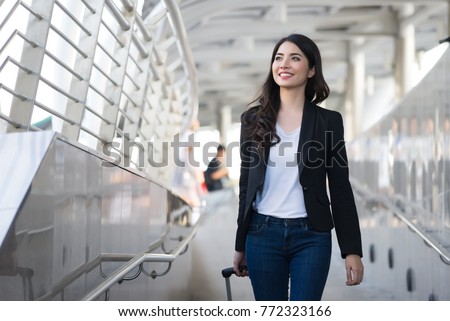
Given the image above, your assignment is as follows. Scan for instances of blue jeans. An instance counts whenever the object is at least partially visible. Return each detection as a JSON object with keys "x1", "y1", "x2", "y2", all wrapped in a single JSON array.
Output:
[{"x1": 246, "y1": 213, "x2": 331, "y2": 301}]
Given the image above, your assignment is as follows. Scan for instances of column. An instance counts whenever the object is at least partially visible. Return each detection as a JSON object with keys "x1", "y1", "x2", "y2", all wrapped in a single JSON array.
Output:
[
  {"x1": 396, "y1": 4, "x2": 416, "y2": 98},
  {"x1": 345, "y1": 38, "x2": 365, "y2": 139},
  {"x1": 448, "y1": 0, "x2": 450, "y2": 37},
  {"x1": 218, "y1": 104, "x2": 231, "y2": 144}
]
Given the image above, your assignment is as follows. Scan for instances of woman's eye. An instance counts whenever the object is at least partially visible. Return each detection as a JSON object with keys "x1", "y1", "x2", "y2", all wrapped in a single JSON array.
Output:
[
  {"x1": 275, "y1": 56, "x2": 282, "y2": 61},
  {"x1": 292, "y1": 56, "x2": 300, "y2": 61}
]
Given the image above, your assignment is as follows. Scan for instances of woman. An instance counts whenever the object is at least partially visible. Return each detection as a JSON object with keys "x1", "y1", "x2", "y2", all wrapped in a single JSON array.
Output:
[{"x1": 232, "y1": 34, "x2": 364, "y2": 301}]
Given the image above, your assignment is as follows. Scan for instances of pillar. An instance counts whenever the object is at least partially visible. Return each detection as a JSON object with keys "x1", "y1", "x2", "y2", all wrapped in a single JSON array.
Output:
[
  {"x1": 345, "y1": 38, "x2": 365, "y2": 139},
  {"x1": 396, "y1": 4, "x2": 416, "y2": 99},
  {"x1": 218, "y1": 104, "x2": 231, "y2": 144}
]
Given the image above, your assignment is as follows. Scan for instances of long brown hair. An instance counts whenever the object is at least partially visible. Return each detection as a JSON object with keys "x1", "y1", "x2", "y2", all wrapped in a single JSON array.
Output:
[{"x1": 244, "y1": 34, "x2": 330, "y2": 150}]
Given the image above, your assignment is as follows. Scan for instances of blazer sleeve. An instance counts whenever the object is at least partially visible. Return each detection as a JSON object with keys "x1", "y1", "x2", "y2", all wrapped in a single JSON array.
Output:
[
  {"x1": 235, "y1": 110, "x2": 253, "y2": 252},
  {"x1": 326, "y1": 111, "x2": 363, "y2": 258}
]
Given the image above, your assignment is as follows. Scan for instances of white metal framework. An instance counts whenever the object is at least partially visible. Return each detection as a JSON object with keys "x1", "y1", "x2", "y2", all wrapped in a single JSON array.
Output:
[{"x1": 0, "y1": 0, "x2": 197, "y2": 184}]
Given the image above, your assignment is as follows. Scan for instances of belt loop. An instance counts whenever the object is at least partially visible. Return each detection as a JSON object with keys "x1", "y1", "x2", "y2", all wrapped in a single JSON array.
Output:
[{"x1": 265, "y1": 215, "x2": 270, "y2": 224}]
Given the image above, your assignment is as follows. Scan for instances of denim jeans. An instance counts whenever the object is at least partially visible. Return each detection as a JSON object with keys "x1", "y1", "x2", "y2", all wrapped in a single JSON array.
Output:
[{"x1": 245, "y1": 213, "x2": 331, "y2": 301}]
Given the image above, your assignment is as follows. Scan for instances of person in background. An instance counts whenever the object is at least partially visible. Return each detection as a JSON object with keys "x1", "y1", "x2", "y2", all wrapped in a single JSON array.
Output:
[
  {"x1": 232, "y1": 33, "x2": 364, "y2": 300},
  {"x1": 204, "y1": 144, "x2": 229, "y2": 192}
]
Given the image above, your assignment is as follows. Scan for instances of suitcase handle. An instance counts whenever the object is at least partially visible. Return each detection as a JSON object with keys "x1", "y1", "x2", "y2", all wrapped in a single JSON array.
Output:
[{"x1": 221, "y1": 266, "x2": 246, "y2": 278}]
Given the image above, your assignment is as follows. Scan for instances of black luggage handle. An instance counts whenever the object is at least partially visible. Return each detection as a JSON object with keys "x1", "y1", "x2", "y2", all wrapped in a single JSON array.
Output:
[
  {"x1": 221, "y1": 266, "x2": 246, "y2": 278},
  {"x1": 221, "y1": 266, "x2": 247, "y2": 301},
  {"x1": 221, "y1": 267, "x2": 235, "y2": 278}
]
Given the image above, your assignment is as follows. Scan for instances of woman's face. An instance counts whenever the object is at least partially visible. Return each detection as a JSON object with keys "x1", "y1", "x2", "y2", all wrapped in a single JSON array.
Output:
[{"x1": 272, "y1": 41, "x2": 315, "y2": 90}]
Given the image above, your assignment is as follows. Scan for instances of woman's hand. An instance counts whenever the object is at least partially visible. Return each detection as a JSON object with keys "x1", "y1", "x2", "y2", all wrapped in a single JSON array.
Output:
[
  {"x1": 345, "y1": 254, "x2": 364, "y2": 285},
  {"x1": 233, "y1": 251, "x2": 248, "y2": 277}
]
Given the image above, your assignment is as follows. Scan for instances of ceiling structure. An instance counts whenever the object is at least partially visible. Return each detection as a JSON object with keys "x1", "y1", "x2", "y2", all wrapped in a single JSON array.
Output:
[{"x1": 170, "y1": 0, "x2": 448, "y2": 132}]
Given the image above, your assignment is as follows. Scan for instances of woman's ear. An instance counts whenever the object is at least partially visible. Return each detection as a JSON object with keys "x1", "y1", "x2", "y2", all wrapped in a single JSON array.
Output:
[{"x1": 308, "y1": 66, "x2": 316, "y2": 78}]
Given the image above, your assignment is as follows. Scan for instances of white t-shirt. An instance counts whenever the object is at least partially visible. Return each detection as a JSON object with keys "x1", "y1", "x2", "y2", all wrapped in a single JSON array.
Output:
[{"x1": 255, "y1": 123, "x2": 307, "y2": 218}]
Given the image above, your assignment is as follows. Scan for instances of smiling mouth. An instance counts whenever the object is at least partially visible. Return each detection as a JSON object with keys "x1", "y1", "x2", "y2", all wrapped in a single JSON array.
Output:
[{"x1": 279, "y1": 73, "x2": 293, "y2": 77}]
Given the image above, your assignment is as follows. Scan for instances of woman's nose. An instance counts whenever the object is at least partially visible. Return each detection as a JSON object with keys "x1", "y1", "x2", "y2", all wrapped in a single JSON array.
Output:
[{"x1": 280, "y1": 59, "x2": 289, "y2": 68}]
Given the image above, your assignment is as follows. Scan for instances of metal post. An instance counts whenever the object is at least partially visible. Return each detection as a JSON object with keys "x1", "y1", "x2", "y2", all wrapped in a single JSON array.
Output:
[
  {"x1": 353, "y1": 38, "x2": 365, "y2": 138},
  {"x1": 7, "y1": 0, "x2": 56, "y2": 133},
  {"x1": 448, "y1": 0, "x2": 450, "y2": 37},
  {"x1": 161, "y1": 0, "x2": 198, "y2": 135},
  {"x1": 96, "y1": 0, "x2": 137, "y2": 147},
  {"x1": 61, "y1": 1, "x2": 105, "y2": 141},
  {"x1": 397, "y1": 4, "x2": 415, "y2": 98},
  {"x1": 219, "y1": 105, "x2": 231, "y2": 144},
  {"x1": 225, "y1": 277, "x2": 232, "y2": 301}
]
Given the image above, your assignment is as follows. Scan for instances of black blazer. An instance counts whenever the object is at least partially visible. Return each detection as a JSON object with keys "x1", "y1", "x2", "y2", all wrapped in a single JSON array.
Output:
[{"x1": 235, "y1": 100, "x2": 363, "y2": 259}]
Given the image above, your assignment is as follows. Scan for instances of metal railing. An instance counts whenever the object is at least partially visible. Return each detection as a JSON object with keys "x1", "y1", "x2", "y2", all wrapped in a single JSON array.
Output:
[
  {"x1": 0, "y1": 1, "x2": 203, "y2": 300},
  {"x1": 348, "y1": 41, "x2": 450, "y2": 269},
  {"x1": 82, "y1": 210, "x2": 201, "y2": 301},
  {"x1": 34, "y1": 203, "x2": 199, "y2": 301},
  {"x1": 0, "y1": 130, "x2": 205, "y2": 300},
  {"x1": 351, "y1": 178, "x2": 450, "y2": 265}
]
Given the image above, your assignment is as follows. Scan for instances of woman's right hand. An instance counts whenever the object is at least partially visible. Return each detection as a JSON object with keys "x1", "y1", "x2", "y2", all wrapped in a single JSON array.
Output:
[{"x1": 233, "y1": 251, "x2": 248, "y2": 277}]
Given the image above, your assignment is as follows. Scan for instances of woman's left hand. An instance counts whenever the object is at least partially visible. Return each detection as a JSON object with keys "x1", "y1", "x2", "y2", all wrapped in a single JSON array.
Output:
[
  {"x1": 233, "y1": 251, "x2": 248, "y2": 277},
  {"x1": 345, "y1": 254, "x2": 364, "y2": 286}
]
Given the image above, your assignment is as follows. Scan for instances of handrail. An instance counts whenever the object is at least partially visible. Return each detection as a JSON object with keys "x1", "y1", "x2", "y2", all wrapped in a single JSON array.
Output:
[
  {"x1": 350, "y1": 178, "x2": 450, "y2": 265},
  {"x1": 381, "y1": 196, "x2": 450, "y2": 265},
  {"x1": 37, "y1": 233, "x2": 170, "y2": 300},
  {"x1": 81, "y1": 214, "x2": 201, "y2": 301},
  {"x1": 35, "y1": 204, "x2": 198, "y2": 300}
]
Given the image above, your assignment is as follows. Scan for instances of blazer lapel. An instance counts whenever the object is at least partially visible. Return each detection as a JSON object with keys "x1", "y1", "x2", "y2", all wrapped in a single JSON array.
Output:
[{"x1": 297, "y1": 100, "x2": 316, "y2": 178}]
